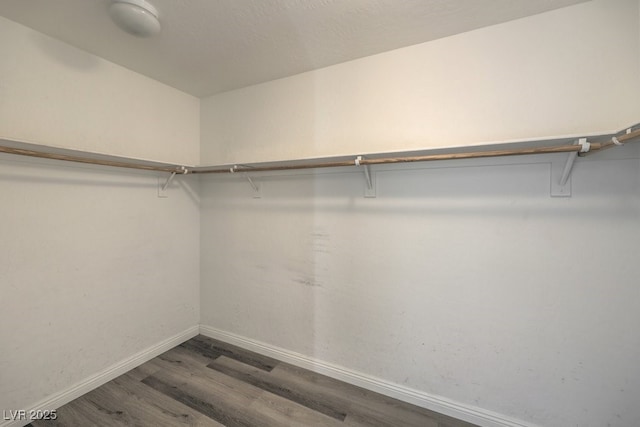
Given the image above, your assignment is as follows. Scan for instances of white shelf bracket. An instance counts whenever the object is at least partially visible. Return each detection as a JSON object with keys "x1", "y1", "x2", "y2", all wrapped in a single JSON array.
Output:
[
  {"x1": 230, "y1": 165, "x2": 261, "y2": 198},
  {"x1": 355, "y1": 156, "x2": 376, "y2": 198},
  {"x1": 246, "y1": 175, "x2": 261, "y2": 198},
  {"x1": 551, "y1": 138, "x2": 589, "y2": 197},
  {"x1": 612, "y1": 128, "x2": 631, "y2": 146},
  {"x1": 162, "y1": 172, "x2": 177, "y2": 191},
  {"x1": 158, "y1": 166, "x2": 187, "y2": 198}
]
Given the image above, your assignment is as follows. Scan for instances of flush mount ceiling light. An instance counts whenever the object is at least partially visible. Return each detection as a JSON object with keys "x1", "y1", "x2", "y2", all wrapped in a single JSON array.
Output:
[{"x1": 109, "y1": 0, "x2": 160, "y2": 37}]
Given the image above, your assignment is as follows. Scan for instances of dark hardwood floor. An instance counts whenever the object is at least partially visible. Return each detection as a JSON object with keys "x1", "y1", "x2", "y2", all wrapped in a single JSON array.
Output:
[{"x1": 30, "y1": 335, "x2": 478, "y2": 427}]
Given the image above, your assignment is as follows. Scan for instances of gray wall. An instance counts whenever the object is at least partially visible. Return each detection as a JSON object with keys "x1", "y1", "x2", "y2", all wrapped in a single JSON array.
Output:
[
  {"x1": 200, "y1": 144, "x2": 640, "y2": 427},
  {"x1": 0, "y1": 157, "x2": 200, "y2": 414}
]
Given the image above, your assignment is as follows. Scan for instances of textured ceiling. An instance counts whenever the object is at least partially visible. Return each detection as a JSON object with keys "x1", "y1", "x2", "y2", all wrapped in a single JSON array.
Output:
[{"x1": 0, "y1": 0, "x2": 587, "y2": 97}]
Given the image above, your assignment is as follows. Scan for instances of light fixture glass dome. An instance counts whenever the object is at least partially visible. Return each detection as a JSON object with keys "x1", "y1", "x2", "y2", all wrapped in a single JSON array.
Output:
[{"x1": 109, "y1": 0, "x2": 160, "y2": 37}]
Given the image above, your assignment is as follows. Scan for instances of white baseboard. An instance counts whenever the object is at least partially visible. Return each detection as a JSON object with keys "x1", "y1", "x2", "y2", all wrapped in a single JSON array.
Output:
[
  {"x1": 199, "y1": 324, "x2": 538, "y2": 427},
  {"x1": 1, "y1": 325, "x2": 199, "y2": 427},
  {"x1": 4, "y1": 325, "x2": 538, "y2": 427}
]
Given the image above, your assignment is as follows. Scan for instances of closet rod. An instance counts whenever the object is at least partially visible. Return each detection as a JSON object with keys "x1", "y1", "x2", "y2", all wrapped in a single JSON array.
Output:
[
  {"x1": 1, "y1": 127, "x2": 637, "y2": 175},
  {"x1": 193, "y1": 127, "x2": 639, "y2": 174},
  {"x1": 192, "y1": 143, "x2": 592, "y2": 174},
  {"x1": 0, "y1": 145, "x2": 186, "y2": 174},
  {"x1": 582, "y1": 127, "x2": 640, "y2": 155}
]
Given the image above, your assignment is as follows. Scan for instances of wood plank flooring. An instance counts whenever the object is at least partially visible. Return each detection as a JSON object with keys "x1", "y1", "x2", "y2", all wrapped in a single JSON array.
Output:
[{"x1": 30, "y1": 335, "x2": 478, "y2": 427}]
